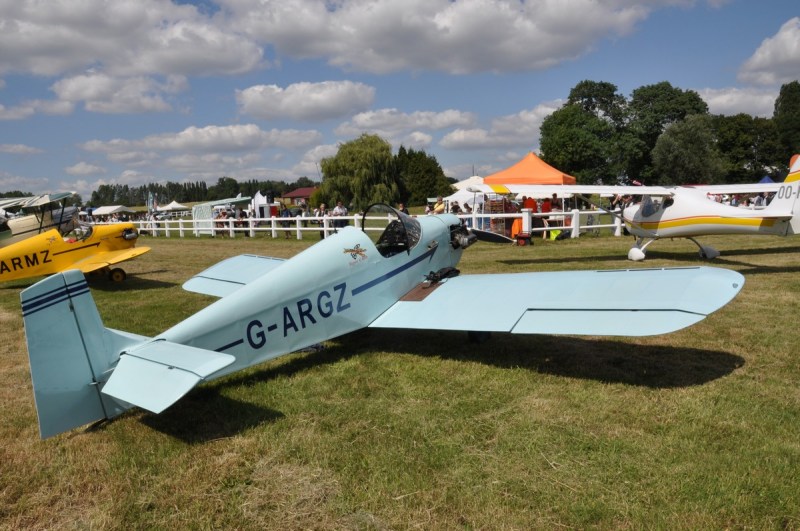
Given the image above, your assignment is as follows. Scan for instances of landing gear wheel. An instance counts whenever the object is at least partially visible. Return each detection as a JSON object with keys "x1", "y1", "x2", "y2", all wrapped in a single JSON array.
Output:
[{"x1": 108, "y1": 268, "x2": 126, "y2": 282}]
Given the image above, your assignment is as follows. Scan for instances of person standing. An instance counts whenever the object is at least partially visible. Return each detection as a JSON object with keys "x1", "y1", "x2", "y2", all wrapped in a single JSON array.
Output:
[
  {"x1": 315, "y1": 203, "x2": 328, "y2": 239},
  {"x1": 432, "y1": 196, "x2": 445, "y2": 215}
]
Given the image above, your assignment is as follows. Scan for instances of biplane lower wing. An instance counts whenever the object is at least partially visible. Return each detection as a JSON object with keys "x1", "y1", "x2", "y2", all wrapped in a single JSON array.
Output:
[
  {"x1": 183, "y1": 254, "x2": 286, "y2": 297},
  {"x1": 72, "y1": 246, "x2": 152, "y2": 273},
  {"x1": 369, "y1": 266, "x2": 744, "y2": 337}
]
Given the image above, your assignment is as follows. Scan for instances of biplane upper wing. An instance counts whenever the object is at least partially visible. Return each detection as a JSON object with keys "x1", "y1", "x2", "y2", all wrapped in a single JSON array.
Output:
[
  {"x1": 369, "y1": 266, "x2": 744, "y2": 337},
  {"x1": 182, "y1": 254, "x2": 286, "y2": 297},
  {"x1": 71, "y1": 247, "x2": 152, "y2": 274},
  {"x1": 0, "y1": 192, "x2": 77, "y2": 211}
]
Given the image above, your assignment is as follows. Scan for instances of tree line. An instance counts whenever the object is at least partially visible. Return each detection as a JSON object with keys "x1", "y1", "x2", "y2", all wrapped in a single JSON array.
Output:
[
  {"x1": 539, "y1": 80, "x2": 800, "y2": 185},
  {"x1": 85, "y1": 138, "x2": 453, "y2": 210}
]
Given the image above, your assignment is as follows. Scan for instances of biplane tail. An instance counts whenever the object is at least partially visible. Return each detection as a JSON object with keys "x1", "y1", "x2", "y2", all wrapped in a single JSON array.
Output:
[
  {"x1": 20, "y1": 270, "x2": 144, "y2": 438},
  {"x1": 22, "y1": 269, "x2": 236, "y2": 438}
]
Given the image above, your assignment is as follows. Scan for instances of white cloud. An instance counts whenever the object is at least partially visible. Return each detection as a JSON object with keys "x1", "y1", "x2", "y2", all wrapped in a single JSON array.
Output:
[
  {"x1": 226, "y1": 0, "x2": 659, "y2": 74},
  {"x1": 237, "y1": 81, "x2": 375, "y2": 121},
  {"x1": 290, "y1": 144, "x2": 339, "y2": 179},
  {"x1": 0, "y1": 143, "x2": 43, "y2": 155},
  {"x1": 739, "y1": 17, "x2": 800, "y2": 86},
  {"x1": 52, "y1": 73, "x2": 186, "y2": 113},
  {"x1": 0, "y1": 170, "x2": 48, "y2": 191},
  {"x1": 65, "y1": 162, "x2": 106, "y2": 176},
  {"x1": 335, "y1": 108, "x2": 476, "y2": 140},
  {"x1": 697, "y1": 87, "x2": 777, "y2": 118},
  {"x1": 78, "y1": 124, "x2": 323, "y2": 180},
  {"x1": 440, "y1": 101, "x2": 561, "y2": 149},
  {"x1": 0, "y1": 99, "x2": 75, "y2": 120},
  {"x1": 0, "y1": 0, "x2": 262, "y2": 78},
  {"x1": 83, "y1": 124, "x2": 321, "y2": 155}
]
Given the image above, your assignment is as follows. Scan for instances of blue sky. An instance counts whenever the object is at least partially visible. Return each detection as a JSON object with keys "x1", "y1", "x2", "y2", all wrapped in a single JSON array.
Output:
[{"x1": 0, "y1": 0, "x2": 798, "y2": 198}]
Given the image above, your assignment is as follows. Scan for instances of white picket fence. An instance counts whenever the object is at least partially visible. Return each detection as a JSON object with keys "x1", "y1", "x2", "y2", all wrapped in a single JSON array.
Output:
[{"x1": 123, "y1": 208, "x2": 625, "y2": 240}]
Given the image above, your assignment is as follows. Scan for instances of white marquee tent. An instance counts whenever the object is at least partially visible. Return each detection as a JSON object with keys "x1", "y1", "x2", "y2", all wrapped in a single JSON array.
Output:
[{"x1": 91, "y1": 205, "x2": 136, "y2": 217}]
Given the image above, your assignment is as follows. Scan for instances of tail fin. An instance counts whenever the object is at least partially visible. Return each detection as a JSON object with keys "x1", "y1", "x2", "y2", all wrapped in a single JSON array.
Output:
[
  {"x1": 21, "y1": 270, "x2": 141, "y2": 438},
  {"x1": 772, "y1": 155, "x2": 800, "y2": 235},
  {"x1": 787, "y1": 154, "x2": 800, "y2": 183},
  {"x1": 22, "y1": 269, "x2": 236, "y2": 438}
]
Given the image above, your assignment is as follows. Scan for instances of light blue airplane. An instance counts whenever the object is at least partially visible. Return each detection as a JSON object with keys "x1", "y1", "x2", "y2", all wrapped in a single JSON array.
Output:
[{"x1": 21, "y1": 204, "x2": 745, "y2": 438}]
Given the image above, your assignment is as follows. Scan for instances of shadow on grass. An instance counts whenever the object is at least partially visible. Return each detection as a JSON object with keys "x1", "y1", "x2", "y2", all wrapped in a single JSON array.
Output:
[
  {"x1": 0, "y1": 270, "x2": 176, "y2": 292},
  {"x1": 499, "y1": 244, "x2": 800, "y2": 268},
  {"x1": 136, "y1": 328, "x2": 743, "y2": 441},
  {"x1": 139, "y1": 388, "x2": 284, "y2": 443},
  {"x1": 220, "y1": 327, "x2": 744, "y2": 393},
  {"x1": 356, "y1": 328, "x2": 744, "y2": 389},
  {"x1": 86, "y1": 271, "x2": 176, "y2": 291}
]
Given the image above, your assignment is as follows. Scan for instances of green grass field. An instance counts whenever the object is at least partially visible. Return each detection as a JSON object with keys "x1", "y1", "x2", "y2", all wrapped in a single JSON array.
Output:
[{"x1": 1, "y1": 231, "x2": 799, "y2": 529}]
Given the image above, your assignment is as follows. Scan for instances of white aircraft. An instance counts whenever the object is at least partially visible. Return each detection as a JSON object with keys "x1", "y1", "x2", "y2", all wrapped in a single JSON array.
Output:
[
  {"x1": 0, "y1": 192, "x2": 79, "y2": 247},
  {"x1": 469, "y1": 154, "x2": 800, "y2": 261},
  {"x1": 22, "y1": 204, "x2": 744, "y2": 438}
]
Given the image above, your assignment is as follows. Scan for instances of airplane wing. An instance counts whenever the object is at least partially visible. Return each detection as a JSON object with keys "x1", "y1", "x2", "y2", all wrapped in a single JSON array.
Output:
[
  {"x1": 469, "y1": 183, "x2": 674, "y2": 197},
  {"x1": 369, "y1": 266, "x2": 744, "y2": 337},
  {"x1": 688, "y1": 183, "x2": 781, "y2": 194},
  {"x1": 182, "y1": 254, "x2": 287, "y2": 297},
  {"x1": 71, "y1": 247, "x2": 152, "y2": 273},
  {"x1": 0, "y1": 192, "x2": 77, "y2": 211}
]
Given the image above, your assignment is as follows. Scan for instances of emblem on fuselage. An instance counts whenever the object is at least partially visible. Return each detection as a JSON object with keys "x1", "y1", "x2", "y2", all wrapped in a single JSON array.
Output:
[{"x1": 344, "y1": 244, "x2": 367, "y2": 260}]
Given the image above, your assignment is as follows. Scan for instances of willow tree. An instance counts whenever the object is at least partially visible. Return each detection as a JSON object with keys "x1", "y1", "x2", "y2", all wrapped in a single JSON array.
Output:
[{"x1": 317, "y1": 134, "x2": 402, "y2": 211}]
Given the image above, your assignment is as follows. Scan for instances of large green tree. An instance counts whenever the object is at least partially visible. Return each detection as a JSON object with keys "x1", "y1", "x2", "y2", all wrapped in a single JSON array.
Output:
[
  {"x1": 317, "y1": 134, "x2": 402, "y2": 211},
  {"x1": 566, "y1": 80, "x2": 627, "y2": 127},
  {"x1": 539, "y1": 104, "x2": 616, "y2": 183},
  {"x1": 626, "y1": 82, "x2": 709, "y2": 181},
  {"x1": 652, "y1": 114, "x2": 726, "y2": 185},
  {"x1": 773, "y1": 80, "x2": 800, "y2": 159},
  {"x1": 711, "y1": 113, "x2": 783, "y2": 183},
  {"x1": 396, "y1": 146, "x2": 451, "y2": 205}
]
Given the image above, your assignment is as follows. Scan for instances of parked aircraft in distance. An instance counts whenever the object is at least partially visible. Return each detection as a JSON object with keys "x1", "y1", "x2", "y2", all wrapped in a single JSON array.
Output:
[
  {"x1": 1, "y1": 222, "x2": 150, "y2": 283},
  {"x1": 0, "y1": 192, "x2": 79, "y2": 247},
  {"x1": 469, "y1": 154, "x2": 800, "y2": 260},
  {"x1": 21, "y1": 204, "x2": 744, "y2": 438}
]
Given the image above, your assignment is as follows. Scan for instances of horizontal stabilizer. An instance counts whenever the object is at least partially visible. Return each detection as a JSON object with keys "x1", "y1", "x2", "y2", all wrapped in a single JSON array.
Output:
[
  {"x1": 370, "y1": 266, "x2": 744, "y2": 337},
  {"x1": 101, "y1": 340, "x2": 235, "y2": 413},
  {"x1": 183, "y1": 254, "x2": 285, "y2": 297}
]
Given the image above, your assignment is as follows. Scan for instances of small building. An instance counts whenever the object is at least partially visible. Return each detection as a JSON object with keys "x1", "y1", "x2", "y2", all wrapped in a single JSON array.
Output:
[{"x1": 281, "y1": 187, "x2": 317, "y2": 206}]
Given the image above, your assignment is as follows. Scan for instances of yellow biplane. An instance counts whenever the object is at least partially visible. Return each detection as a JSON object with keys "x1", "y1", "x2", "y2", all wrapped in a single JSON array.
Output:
[{"x1": 0, "y1": 222, "x2": 150, "y2": 283}]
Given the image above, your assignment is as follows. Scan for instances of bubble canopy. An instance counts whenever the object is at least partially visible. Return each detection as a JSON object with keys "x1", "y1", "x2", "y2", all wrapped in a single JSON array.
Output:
[{"x1": 361, "y1": 204, "x2": 422, "y2": 258}]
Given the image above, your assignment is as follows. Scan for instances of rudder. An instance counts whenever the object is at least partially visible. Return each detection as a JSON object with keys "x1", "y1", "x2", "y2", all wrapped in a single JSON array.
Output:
[{"x1": 21, "y1": 270, "x2": 139, "y2": 438}]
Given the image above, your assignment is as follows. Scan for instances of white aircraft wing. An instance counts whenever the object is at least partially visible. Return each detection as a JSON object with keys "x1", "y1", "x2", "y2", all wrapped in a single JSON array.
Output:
[
  {"x1": 183, "y1": 254, "x2": 286, "y2": 297},
  {"x1": 369, "y1": 266, "x2": 744, "y2": 337},
  {"x1": 468, "y1": 183, "x2": 674, "y2": 198},
  {"x1": 688, "y1": 183, "x2": 781, "y2": 194}
]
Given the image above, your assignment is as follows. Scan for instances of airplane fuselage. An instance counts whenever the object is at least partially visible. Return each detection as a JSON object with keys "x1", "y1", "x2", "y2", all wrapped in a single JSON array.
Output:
[
  {"x1": 0, "y1": 223, "x2": 142, "y2": 282},
  {"x1": 623, "y1": 187, "x2": 788, "y2": 239},
  {"x1": 158, "y1": 213, "x2": 465, "y2": 380}
]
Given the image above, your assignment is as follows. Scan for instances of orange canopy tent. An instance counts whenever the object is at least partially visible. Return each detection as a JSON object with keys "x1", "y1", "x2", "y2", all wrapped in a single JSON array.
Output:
[{"x1": 483, "y1": 152, "x2": 576, "y2": 185}]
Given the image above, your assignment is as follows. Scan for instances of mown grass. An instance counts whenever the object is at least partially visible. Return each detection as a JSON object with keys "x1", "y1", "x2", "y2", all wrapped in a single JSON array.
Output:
[{"x1": 1, "y1": 230, "x2": 800, "y2": 529}]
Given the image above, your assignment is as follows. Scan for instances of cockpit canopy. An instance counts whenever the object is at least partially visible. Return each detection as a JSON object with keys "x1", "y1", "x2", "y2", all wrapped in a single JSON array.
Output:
[{"x1": 361, "y1": 204, "x2": 421, "y2": 257}]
